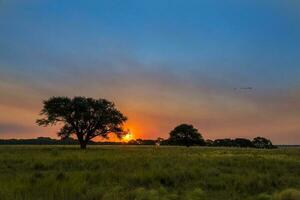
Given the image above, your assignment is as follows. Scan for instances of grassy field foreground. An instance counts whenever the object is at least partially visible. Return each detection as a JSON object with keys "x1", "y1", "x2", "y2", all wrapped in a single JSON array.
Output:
[{"x1": 0, "y1": 146, "x2": 300, "y2": 200}]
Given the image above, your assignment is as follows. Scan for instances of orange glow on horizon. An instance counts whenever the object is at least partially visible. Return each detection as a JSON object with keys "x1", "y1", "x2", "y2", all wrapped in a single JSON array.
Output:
[
  {"x1": 122, "y1": 130, "x2": 134, "y2": 142},
  {"x1": 123, "y1": 121, "x2": 141, "y2": 139},
  {"x1": 92, "y1": 121, "x2": 139, "y2": 142}
]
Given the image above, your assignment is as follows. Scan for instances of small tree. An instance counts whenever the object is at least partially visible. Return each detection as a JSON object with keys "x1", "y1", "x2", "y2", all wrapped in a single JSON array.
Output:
[
  {"x1": 37, "y1": 96, "x2": 127, "y2": 149},
  {"x1": 168, "y1": 124, "x2": 205, "y2": 147},
  {"x1": 252, "y1": 137, "x2": 274, "y2": 149}
]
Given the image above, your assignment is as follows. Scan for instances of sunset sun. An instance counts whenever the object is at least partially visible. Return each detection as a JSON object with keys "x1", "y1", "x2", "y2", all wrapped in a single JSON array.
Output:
[{"x1": 122, "y1": 130, "x2": 134, "y2": 142}]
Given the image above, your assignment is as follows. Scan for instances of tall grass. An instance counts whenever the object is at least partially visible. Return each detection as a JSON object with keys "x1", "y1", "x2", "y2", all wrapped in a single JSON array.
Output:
[{"x1": 0, "y1": 146, "x2": 299, "y2": 200}]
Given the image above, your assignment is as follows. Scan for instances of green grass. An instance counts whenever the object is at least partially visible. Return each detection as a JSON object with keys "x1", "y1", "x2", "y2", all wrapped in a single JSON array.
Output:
[{"x1": 0, "y1": 145, "x2": 300, "y2": 200}]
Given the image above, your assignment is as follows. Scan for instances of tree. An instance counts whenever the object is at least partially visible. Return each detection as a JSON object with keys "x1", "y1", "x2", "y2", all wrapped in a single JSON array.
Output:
[
  {"x1": 36, "y1": 96, "x2": 127, "y2": 149},
  {"x1": 213, "y1": 138, "x2": 234, "y2": 147},
  {"x1": 168, "y1": 124, "x2": 205, "y2": 147},
  {"x1": 252, "y1": 137, "x2": 274, "y2": 149},
  {"x1": 233, "y1": 138, "x2": 254, "y2": 148},
  {"x1": 205, "y1": 139, "x2": 214, "y2": 146}
]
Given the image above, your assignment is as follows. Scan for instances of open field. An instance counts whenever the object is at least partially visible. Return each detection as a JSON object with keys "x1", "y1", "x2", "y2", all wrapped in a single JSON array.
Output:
[{"x1": 0, "y1": 146, "x2": 300, "y2": 200}]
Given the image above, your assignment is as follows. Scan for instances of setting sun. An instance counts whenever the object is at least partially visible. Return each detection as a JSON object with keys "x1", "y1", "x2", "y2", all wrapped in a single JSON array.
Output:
[{"x1": 122, "y1": 130, "x2": 134, "y2": 142}]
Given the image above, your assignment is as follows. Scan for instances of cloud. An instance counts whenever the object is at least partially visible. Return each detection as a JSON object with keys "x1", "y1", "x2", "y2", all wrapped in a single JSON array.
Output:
[
  {"x1": 0, "y1": 123, "x2": 33, "y2": 134},
  {"x1": 1, "y1": 52, "x2": 300, "y2": 144}
]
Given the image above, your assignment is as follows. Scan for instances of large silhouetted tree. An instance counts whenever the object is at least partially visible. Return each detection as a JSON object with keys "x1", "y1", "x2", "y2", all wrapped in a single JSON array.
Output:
[
  {"x1": 168, "y1": 124, "x2": 205, "y2": 147},
  {"x1": 37, "y1": 97, "x2": 127, "y2": 149}
]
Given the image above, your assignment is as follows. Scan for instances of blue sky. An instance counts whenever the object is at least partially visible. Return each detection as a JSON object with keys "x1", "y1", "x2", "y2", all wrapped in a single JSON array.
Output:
[{"x1": 0, "y1": 0, "x2": 300, "y2": 143}]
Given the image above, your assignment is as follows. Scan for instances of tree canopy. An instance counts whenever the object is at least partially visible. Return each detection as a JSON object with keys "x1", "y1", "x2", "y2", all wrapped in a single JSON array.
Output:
[
  {"x1": 252, "y1": 137, "x2": 274, "y2": 148},
  {"x1": 36, "y1": 96, "x2": 127, "y2": 149},
  {"x1": 168, "y1": 124, "x2": 205, "y2": 147}
]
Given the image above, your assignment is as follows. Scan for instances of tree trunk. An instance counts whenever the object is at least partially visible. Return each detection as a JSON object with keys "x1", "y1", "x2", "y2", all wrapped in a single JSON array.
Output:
[
  {"x1": 77, "y1": 133, "x2": 87, "y2": 149},
  {"x1": 80, "y1": 141, "x2": 87, "y2": 149}
]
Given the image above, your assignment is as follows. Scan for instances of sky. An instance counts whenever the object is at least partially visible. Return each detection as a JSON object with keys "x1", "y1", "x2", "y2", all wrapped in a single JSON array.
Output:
[{"x1": 0, "y1": 0, "x2": 300, "y2": 144}]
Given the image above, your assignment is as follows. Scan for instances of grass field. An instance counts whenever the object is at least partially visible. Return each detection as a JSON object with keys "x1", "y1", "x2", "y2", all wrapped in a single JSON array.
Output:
[{"x1": 0, "y1": 146, "x2": 300, "y2": 200}]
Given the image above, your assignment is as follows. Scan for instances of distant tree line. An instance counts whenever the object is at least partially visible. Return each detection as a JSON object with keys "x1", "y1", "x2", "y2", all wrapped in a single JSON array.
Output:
[
  {"x1": 0, "y1": 137, "x2": 78, "y2": 145},
  {"x1": 205, "y1": 137, "x2": 275, "y2": 148},
  {"x1": 0, "y1": 135, "x2": 276, "y2": 149},
  {"x1": 0, "y1": 137, "x2": 123, "y2": 145},
  {"x1": 127, "y1": 124, "x2": 276, "y2": 149},
  {"x1": 127, "y1": 137, "x2": 275, "y2": 148}
]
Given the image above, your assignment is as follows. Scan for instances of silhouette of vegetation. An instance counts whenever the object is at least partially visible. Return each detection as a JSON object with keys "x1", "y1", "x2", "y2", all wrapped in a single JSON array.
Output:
[
  {"x1": 2, "y1": 116, "x2": 277, "y2": 149},
  {"x1": 167, "y1": 124, "x2": 205, "y2": 147},
  {"x1": 127, "y1": 139, "x2": 156, "y2": 145},
  {"x1": 205, "y1": 139, "x2": 214, "y2": 146},
  {"x1": 0, "y1": 137, "x2": 78, "y2": 145},
  {"x1": 0, "y1": 136, "x2": 276, "y2": 148},
  {"x1": 213, "y1": 138, "x2": 235, "y2": 147},
  {"x1": 253, "y1": 137, "x2": 274, "y2": 149},
  {"x1": 234, "y1": 138, "x2": 254, "y2": 147},
  {"x1": 0, "y1": 137, "x2": 124, "y2": 145},
  {"x1": 36, "y1": 97, "x2": 127, "y2": 149},
  {"x1": 212, "y1": 137, "x2": 275, "y2": 148}
]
